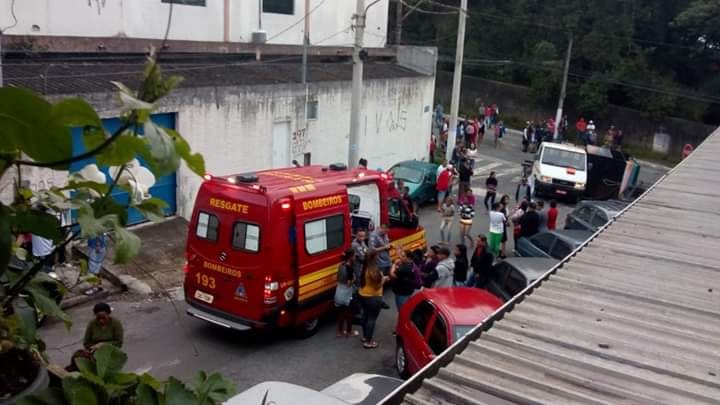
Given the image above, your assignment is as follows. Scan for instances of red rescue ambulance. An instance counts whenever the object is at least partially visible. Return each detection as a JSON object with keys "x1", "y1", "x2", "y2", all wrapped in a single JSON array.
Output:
[{"x1": 184, "y1": 163, "x2": 426, "y2": 336}]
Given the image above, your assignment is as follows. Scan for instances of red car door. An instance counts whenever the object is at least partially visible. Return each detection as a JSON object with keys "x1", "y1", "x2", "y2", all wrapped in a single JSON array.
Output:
[{"x1": 405, "y1": 300, "x2": 437, "y2": 374}]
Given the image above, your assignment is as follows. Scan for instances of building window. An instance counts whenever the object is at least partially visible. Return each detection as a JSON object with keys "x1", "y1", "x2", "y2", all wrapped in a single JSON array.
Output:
[
  {"x1": 304, "y1": 215, "x2": 344, "y2": 255},
  {"x1": 162, "y1": 0, "x2": 206, "y2": 6},
  {"x1": 306, "y1": 100, "x2": 318, "y2": 120},
  {"x1": 264, "y1": 0, "x2": 294, "y2": 15},
  {"x1": 303, "y1": 152, "x2": 312, "y2": 166}
]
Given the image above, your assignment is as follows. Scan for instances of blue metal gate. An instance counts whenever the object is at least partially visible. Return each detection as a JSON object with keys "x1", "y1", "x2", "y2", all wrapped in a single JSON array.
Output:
[{"x1": 70, "y1": 113, "x2": 177, "y2": 225}]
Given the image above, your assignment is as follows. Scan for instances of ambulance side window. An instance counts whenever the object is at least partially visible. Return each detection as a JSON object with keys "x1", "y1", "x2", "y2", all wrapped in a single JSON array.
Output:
[
  {"x1": 305, "y1": 215, "x2": 345, "y2": 255},
  {"x1": 196, "y1": 212, "x2": 219, "y2": 242},
  {"x1": 232, "y1": 222, "x2": 261, "y2": 253}
]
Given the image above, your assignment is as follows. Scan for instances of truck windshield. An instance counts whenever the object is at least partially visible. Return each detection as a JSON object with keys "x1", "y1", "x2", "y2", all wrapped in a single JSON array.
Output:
[
  {"x1": 390, "y1": 166, "x2": 423, "y2": 183},
  {"x1": 541, "y1": 148, "x2": 586, "y2": 170}
]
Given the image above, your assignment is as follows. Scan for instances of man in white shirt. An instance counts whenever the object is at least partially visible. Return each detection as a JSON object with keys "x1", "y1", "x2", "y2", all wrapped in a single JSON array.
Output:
[{"x1": 432, "y1": 246, "x2": 454, "y2": 288}]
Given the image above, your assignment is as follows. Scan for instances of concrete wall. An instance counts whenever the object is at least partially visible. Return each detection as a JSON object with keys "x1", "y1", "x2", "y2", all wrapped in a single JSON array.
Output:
[
  {"x1": 435, "y1": 72, "x2": 715, "y2": 157},
  {"x1": 0, "y1": 0, "x2": 388, "y2": 47},
  {"x1": 2, "y1": 74, "x2": 435, "y2": 216}
]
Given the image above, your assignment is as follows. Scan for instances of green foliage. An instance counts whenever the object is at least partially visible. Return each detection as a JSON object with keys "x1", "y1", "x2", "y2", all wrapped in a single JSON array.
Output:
[
  {"x1": 577, "y1": 74, "x2": 609, "y2": 117},
  {"x1": 19, "y1": 345, "x2": 236, "y2": 405},
  {"x1": 402, "y1": 0, "x2": 718, "y2": 123},
  {"x1": 0, "y1": 55, "x2": 211, "y2": 400}
]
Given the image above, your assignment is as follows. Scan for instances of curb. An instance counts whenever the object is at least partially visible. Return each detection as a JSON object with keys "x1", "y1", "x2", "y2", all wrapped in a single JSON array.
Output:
[
  {"x1": 71, "y1": 245, "x2": 128, "y2": 292},
  {"x1": 60, "y1": 285, "x2": 124, "y2": 310}
]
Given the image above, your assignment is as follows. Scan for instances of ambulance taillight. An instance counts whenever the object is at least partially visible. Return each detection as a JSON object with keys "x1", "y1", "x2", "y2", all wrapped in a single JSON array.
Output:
[{"x1": 264, "y1": 276, "x2": 279, "y2": 305}]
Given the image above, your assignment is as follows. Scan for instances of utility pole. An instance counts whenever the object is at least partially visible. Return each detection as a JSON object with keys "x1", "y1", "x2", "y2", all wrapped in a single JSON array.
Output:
[
  {"x1": 348, "y1": 0, "x2": 366, "y2": 167},
  {"x1": 394, "y1": 0, "x2": 402, "y2": 45},
  {"x1": 301, "y1": 0, "x2": 310, "y2": 85},
  {"x1": 553, "y1": 35, "x2": 573, "y2": 141},
  {"x1": 445, "y1": 0, "x2": 467, "y2": 162}
]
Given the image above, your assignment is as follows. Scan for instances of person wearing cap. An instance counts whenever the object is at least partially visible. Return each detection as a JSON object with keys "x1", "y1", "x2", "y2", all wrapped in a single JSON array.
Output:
[
  {"x1": 83, "y1": 302, "x2": 124, "y2": 351},
  {"x1": 586, "y1": 120, "x2": 596, "y2": 145}
]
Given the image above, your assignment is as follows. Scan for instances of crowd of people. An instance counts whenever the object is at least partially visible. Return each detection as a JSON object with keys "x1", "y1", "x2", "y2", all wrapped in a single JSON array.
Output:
[
  {"x1": 431, "y1": 103, "x2": 505, "y2": 163},
  {"x1": 521, "y1": 116, "x2": 624, "y2": 151}
]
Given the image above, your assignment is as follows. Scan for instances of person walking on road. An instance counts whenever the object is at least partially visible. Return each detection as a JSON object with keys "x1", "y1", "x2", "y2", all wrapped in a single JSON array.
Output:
[
  {"x1": 439, "y1": 196, "x2": 456, "y2": 244},
  {"x1": 494, "y1": 121, "x2": 506, "y2": 148},
  {"x1": 420, "y1": 245, "x2": 440, "y2": 288},
  {"x1": 335, "y1": 249, "x2": 358, "y2": 337},
  {"x1": 468, "y1": 235, "x2": 494, "y2": 288},
  {"x1": 390, "y1": 250, "x2": 417, "y2": 311},
  {"x1": 499, "y1": 195, "x2": 512, "y2": 259},
  {"x1": 453, "y1": 244, "x2": 469, "y2": 287},
  {"x1": 369, "y1": 224, "x2": 393, "y2": 310},
  {"x1": 484, "y1": 171, "x2": 498, "y2": 211},
  {"x1": 537, "y1": 200, "x2": 548, "y2": 231},
  {"x1": 358, "y1": 251, "x2": 386, "y2": 349},
  {"x1": 433, "y1": 246, "x2": 454, "y2": 288},
  {"x1": 457, "y1": 158, "x2": 473, "y2": 198},
  {"x1": 458, "y1": 189, "x2": 476, "y2": 247},
  {"x1": 547, "y1": 200, "x2": 559, "y2": 230},
  {"x1": 436, "y1": 165, "x2": 452, "y2": 211},
  {"x1": 515, "y1": 176, "x2": 532, "y2": 203},
  {"x1": 488, "y1": 203, "x2": 506, "y2": 257},
  {"x1": 511, "y1": 201, "x2": 528, "y2": 251},
  {"x1": 519, "y1": 202, "x2": 541, "y2": 239}
]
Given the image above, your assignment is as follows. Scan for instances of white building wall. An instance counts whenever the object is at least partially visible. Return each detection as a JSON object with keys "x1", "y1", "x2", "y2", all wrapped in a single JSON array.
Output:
[
  {"x1": 0, "y1": 74, "x2": 434, "y2": 218},
  {"x1": 166, "y1": 76, "x2": 434, "y2": 219},
  {"x1": 0, "y1": 0, "x2": 388, "y2": 47}
]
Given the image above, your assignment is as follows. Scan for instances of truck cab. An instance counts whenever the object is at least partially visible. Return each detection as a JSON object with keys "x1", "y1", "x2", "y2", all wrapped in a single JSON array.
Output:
[
  {"x1": 184, "y1": 163, "x2": 425, "y2": 336},
  {"x1": 531, "y1": 142, "x2": 588, "y2": 201}
]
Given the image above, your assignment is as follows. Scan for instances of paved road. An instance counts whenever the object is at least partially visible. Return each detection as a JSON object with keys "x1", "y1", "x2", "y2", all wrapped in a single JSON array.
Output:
[{"x1": 41, "y1": 132, "x2": 668, "y2": 393}]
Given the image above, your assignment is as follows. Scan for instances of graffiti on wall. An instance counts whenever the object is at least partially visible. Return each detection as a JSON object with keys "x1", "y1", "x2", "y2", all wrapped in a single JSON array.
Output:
[
  {"x1": 375, "y1": 107, "x2": 408, "y2": 135},
  {"x1": 88, "y1": 0, "x2": 108, "y2": 15},
  {"x1": 291, "y1": 128, "x2": 309, "y2": 156}
]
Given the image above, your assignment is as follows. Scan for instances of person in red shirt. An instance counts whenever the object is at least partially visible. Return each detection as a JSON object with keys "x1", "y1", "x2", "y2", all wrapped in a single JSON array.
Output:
[
  {"x1": 547, "y1": 200, "x2": 559, "y2": 230},
  {"x1": 575, "y1": 117, "x2": 587, "y2": 133},
  {"x1": 436, "y1": 166, "x2": 452, "y2": 211}
]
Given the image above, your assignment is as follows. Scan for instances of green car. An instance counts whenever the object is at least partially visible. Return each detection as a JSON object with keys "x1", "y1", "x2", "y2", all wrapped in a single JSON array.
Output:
[{"x1": 389, "y1": 160, "x2": 439, "y2": 206}]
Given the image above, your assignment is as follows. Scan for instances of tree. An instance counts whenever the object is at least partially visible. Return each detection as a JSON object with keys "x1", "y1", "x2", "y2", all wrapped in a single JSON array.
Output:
[{"x1": 0, "y1": 54, "x2": 234, "y2": 404}]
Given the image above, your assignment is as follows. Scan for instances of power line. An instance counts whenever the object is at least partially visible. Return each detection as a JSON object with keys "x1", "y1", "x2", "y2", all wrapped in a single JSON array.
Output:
[
  {"x1": 0, "y1": 0, "x2": 18, "y2": 33},
  {"x1": 313, "y1": 25, "x2": 353, "y2": 46},
  {"x1": 266, "y1": 0, "x2": 329, "y2": 43},
  {"x1": 457, "y1": 57, "x2": 720, "y2": 104},
  {"x1": 397, "y1": 0, "x2": 457, "y2": 16},
  {"x1": 404, "y1": 1, "x2": 717, "y2": 53},
  {"x1": 5, "y1": 55, "x2": 303, "y2": 81}
]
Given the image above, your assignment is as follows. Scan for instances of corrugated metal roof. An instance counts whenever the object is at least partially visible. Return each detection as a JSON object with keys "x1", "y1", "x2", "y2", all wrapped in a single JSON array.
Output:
[{"x1": 386, "y1": 127, "x2": 720, "y2": 405}]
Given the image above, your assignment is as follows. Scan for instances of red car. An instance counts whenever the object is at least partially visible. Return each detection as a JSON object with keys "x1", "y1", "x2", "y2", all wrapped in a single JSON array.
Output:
[{"x1": 394, "y1": 288, "x2": 503, "y2": 378}]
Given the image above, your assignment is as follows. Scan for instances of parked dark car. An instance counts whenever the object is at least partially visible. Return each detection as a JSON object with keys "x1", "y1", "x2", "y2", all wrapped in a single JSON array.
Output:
[
  {"x1": 565, "y1": 200, "x2": 628, "y2": 233},
  {"x1": 389, "y1": 160, "x2": 439, "y2": 206},
  {"x1": 486, "y1": 257, "x2": 559, "y2": 302},
  {"x1": 516, "y1": 229, "x2": 593, "y2": 260}
]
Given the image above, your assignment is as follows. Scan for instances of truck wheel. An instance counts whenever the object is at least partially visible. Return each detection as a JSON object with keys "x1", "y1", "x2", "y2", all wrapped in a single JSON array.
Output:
[
  {"x1": 295, "y1": 317, "x2": 320, "y2": 339},
  {"x1": 395, "y1": 340, "x2": 411, "y2": 379}
]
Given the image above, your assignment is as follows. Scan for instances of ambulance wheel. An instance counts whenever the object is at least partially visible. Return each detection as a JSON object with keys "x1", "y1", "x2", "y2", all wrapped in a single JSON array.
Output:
[{"x1": 295, "y1": 317, "x2": 320, "y2": 339}]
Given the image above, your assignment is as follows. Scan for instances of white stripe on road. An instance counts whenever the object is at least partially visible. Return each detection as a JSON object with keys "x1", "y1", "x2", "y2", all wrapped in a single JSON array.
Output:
[{"x1": 473, "y1": 162, "x2": 503, "y2": 176}]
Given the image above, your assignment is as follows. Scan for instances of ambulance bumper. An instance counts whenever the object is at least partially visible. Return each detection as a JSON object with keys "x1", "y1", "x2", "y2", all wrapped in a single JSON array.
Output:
[{"x1": 186, "y1": 301, "x2": 257, "y2": 331}]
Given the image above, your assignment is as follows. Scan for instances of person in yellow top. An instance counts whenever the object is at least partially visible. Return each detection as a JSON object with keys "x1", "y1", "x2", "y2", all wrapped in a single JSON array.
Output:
[{"x1": 358, "y1": 250, "x2": 389, "y2": 349}]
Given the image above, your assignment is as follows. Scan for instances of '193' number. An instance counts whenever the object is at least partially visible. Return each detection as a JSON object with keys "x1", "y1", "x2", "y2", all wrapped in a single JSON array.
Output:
[{"x1": 195, "y1": 273, "x2": 216, "y2": 289}]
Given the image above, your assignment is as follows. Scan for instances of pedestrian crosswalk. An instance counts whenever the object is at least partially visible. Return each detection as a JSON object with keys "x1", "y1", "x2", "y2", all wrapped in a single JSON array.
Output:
[{"x1": 469, "y1": 155, "x2": 522, "y2": 180}]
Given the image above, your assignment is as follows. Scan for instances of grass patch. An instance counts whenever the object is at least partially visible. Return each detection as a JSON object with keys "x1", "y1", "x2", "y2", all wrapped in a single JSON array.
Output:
[{"x1": 622, "y1": 145, "x2": 681, "y2": 166}]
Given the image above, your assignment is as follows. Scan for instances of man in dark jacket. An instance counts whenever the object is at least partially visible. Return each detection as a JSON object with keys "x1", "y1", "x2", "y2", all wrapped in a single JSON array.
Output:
[
  {"x1": 515, "y1": 176, "x2": 532, "y2": 202},
  {"x1": 468, "y1": 236, "x2": 494, "y2": 288},
  {"x1": 519, "y1": 202, "x2": 540, "y2": 238}
]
